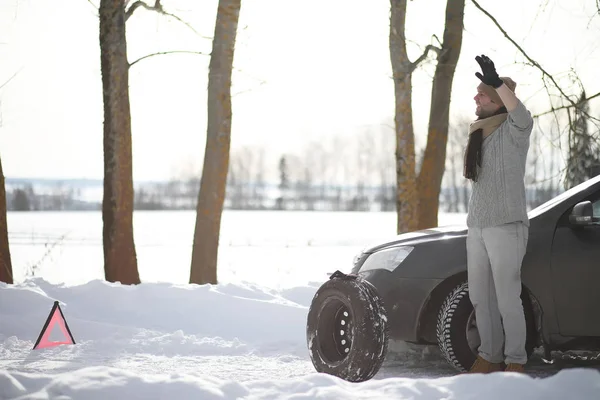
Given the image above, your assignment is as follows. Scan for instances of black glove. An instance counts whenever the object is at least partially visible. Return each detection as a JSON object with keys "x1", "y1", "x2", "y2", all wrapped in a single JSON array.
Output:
[{"x1": 475, "y1": 55, "x2": 504, "y2": 89}]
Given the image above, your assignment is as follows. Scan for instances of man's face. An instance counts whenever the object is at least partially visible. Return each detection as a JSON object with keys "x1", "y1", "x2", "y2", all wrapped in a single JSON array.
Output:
[{"x1": 474, "y1": 89, "x2": 500, "y2": 118}]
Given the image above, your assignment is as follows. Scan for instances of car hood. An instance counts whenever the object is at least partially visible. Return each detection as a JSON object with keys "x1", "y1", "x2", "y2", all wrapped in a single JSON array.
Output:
[{"x1": 362, "y1": 224, "x2": 468, "y2": 254}]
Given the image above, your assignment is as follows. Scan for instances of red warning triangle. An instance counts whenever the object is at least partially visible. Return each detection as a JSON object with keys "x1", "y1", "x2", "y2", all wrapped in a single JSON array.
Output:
[{"x1": 33, "y1": 301, "x2": 76, "y2": 350}]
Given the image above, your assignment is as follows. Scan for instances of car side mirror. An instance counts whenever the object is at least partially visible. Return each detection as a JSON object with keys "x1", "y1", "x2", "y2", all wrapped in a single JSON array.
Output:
[{"x1": 569, "y1": 201, "x2": 600, "y2": 226}]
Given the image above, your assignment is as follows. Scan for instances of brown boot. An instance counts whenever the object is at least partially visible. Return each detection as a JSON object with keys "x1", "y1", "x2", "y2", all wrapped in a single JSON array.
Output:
[
  {"x1": 466, "y1": 356, "x2": 505, "y2": 373},
  {"x1": 505, "y1": 363, "x2": 525, "y2": 373}
]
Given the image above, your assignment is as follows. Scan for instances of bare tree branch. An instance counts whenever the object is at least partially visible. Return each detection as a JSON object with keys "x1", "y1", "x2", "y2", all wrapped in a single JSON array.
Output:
[
  {"x1": 232, "y1": 68, "x2": 267, "y2": 93},
  {"x1": 85, "y1": 0, "x2": 98, "y2": 17},
  {"x1": 471, "y1": 0, "x2": 600, "y2": 126},
  {"x1": 409, "y1": 44, "x2": 442, "y2": 73},
  {"x1": 125, "y1": 0, "x2": 211, "y2": 40},
  {"x1": 533, "y1": 91, "x2": 600, "y2": 119},
  {"x1": 129, "y1": 50, "x2": 209, "y2": 68},
  {"x1": 0, "y1": 70, "x2": 20, "y2": 91},
  {"x1": 471, "y1": 0, "x2": 578, "y2": 109},
  {"x1": 125, "y1": 0, "x2": 153, "y2": 21},
  {"x1": 232, "y1": 81, "x2": 267, "y2": 97},
  {"x1": 0, "y1": 68, "x2": 19, "y2": 131},
  {"x1": 526, "y1": 0, "x2": 552, "y2": 38}
]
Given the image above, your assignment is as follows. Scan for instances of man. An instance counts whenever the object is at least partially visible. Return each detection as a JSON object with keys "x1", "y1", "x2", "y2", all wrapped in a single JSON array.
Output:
[{"x1": 464, "y1": 55, "x2": 533, "y2": 373}]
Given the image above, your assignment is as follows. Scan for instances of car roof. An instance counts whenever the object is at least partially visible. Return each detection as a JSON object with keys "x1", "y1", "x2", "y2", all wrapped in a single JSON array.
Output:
[{"x1": 528, "y1": 175, "x2": 600, "y2": 219}]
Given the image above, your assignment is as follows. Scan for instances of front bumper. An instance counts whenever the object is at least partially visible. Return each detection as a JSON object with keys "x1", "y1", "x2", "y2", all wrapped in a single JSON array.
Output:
[{"x1": 359, "y1": 269, "x2": 443, "y2": 343}]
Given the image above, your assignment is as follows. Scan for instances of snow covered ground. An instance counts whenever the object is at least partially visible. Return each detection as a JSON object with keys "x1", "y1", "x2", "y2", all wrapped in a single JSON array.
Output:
[{"x1": 2, "y1": 210, "x2": 600, "y2": 399}]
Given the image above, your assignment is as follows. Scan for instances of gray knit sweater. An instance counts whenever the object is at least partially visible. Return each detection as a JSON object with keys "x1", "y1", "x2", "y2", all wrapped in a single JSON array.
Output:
[{"x1": 466, "y1": 100, "x2": 534, "y2": 228}]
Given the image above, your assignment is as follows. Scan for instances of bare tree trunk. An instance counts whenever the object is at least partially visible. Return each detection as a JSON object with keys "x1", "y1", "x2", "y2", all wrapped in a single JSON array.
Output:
[
  {"x1": 0, "y1": 155, "x2": 12, "y2": 284},
  {"x1": 99, "y1": 0, "x2": 139, "y2": 284},
  {"x1": 416, "y1": 0, "x2": 465, "y2": 229},
  {"x1": 190, "y1": 0, "x2": 240, "y2": 285},
  {"x1": 389, "y1": 0, "x2": 418, "y2": 234}
]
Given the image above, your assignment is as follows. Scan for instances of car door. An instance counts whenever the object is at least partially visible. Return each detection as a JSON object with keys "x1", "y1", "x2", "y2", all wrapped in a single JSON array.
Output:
[{"x1": 550, "y1": 191, "x2": 600, "y2": 336}]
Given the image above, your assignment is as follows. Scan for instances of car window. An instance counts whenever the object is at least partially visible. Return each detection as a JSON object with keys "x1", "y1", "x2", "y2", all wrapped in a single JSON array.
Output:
[
  {"x1": 528, "y1": 176, "x2": 600, "y2": 219},
  {"x1": 594, "y1": 199, "x2": 600, "y2": 217}
]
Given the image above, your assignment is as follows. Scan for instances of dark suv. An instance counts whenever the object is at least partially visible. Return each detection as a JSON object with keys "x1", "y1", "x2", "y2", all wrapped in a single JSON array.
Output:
[{"x1": 306, "y1": 175, "x2": 600, "y2": 382}]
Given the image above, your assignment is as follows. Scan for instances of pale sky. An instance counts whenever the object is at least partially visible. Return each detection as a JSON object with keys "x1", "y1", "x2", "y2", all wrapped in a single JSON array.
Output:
[{"x1": 0, "y1": 0, "x2": 599, "y2": 182}]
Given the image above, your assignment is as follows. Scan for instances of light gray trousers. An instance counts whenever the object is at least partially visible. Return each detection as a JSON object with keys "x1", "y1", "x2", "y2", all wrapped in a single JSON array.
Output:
[{"x1": 467, "y1": 221, "x2": 529, "y2": 365}]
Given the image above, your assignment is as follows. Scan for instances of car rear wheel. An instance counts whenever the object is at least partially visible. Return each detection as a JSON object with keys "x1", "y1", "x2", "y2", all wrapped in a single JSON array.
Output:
[
  {"x1": 436, "y1": 282, "x2": 537, "y2": 372},
  {"x1": 306, "y1": 272, "x2": 388, "y2": 382}
]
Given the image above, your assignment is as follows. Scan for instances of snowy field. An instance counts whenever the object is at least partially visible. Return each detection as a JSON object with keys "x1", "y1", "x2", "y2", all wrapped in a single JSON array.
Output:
[{"x1": 2, "y1": 210, "x2": 600, "y2": 399}]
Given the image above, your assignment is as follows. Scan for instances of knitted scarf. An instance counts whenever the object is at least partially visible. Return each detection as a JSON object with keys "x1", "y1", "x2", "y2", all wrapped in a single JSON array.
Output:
[{"x1": 468, "y1": 113, "x2": 507, "y2": 139}]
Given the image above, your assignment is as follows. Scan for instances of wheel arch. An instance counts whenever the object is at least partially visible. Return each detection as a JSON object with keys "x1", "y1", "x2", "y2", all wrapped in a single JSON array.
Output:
[
  {"x1": 417, "y1": 272, "x2": 541, "y2": 345},
  {"x1": 418, "y1": 272, "x2": 468, "y2": 344}
]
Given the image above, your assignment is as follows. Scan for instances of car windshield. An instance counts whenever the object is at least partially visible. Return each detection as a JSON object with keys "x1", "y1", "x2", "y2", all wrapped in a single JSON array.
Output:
[{"x1": 528, "y1": 176, "x2": 600, "y2": 218}]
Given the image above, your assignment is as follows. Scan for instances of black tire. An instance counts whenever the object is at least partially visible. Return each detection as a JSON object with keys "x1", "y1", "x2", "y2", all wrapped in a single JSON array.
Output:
[
  {"x1": 436, "y1": 282, "x2": 536, "y2": 372},
  {"x1": 306, "y1": 276, "x2": 388, "y2": 382}
]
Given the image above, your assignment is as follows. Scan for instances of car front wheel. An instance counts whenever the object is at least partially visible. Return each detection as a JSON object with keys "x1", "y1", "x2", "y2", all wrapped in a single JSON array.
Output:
[{"x1": 436, "y1": 282, "x2": 537, "y2": 372}]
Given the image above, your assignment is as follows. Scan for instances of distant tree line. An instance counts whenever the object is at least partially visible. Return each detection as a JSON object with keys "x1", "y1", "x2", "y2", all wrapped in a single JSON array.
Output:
[
  {"x1": 12, "y1": 112, "x2": 599, "y2": 214},
  {"x1": 5, "y1": 185, "x2": 97, "y2": 211},
  {"x1": 3, "y1": 177, "x2": 571, "y2": 214},
  {"x1": 6, "y1": 95, "x2": 599, "y2": 215},
  {"x1": 134, "y1": 179, "x2": 396, "y2": 212}
]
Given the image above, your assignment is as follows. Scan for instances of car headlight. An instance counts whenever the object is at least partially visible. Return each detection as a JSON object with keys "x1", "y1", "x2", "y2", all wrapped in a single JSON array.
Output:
[{"x1": 359, "y1": 246, "x2": 414, "y2": 273}]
